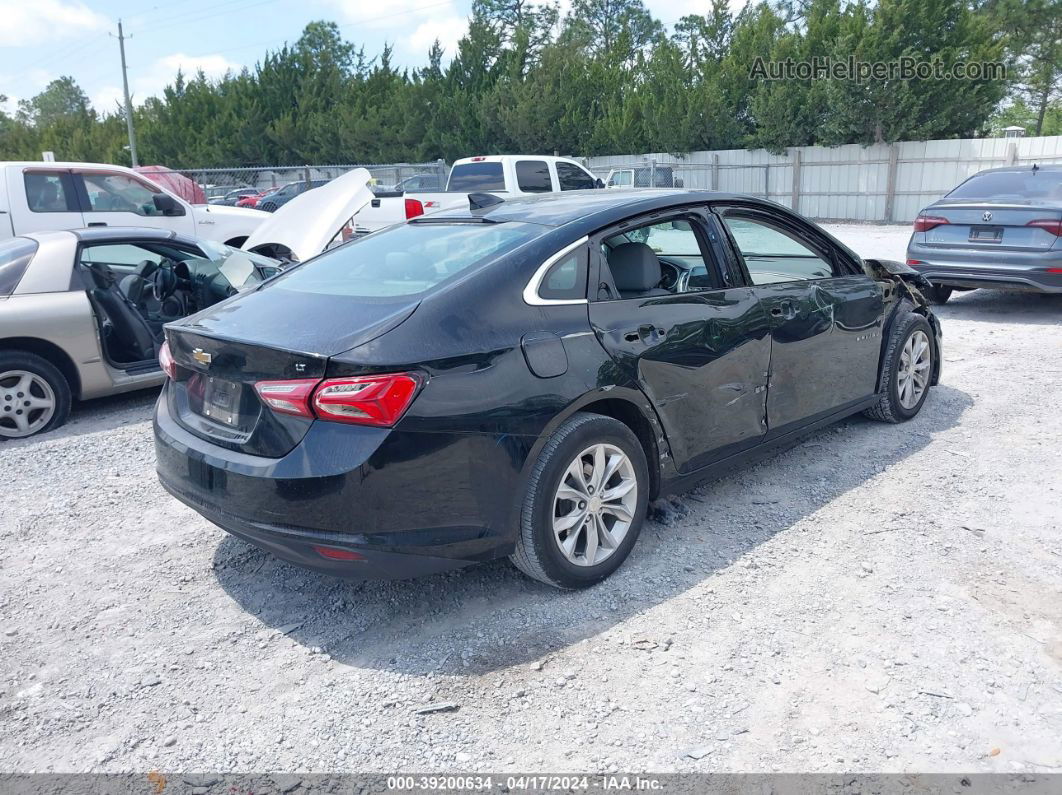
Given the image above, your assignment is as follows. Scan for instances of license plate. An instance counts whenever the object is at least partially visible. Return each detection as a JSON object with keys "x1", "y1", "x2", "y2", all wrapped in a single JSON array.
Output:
[
  {"x1": 969, "y1": 225, "x2": 1003, "y2": 242},
  {"x1": 202, "y1": 377, "x2": 241, "y2": 426}
]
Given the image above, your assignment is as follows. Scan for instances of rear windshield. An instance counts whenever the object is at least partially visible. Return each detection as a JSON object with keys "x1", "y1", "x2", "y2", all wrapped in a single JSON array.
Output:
[
  {"x1": 946, "y1": 170, "x2": 1062, "y2": 203},
  {"x1": 270, "y1": 221, "x2": 542, "y2": 298},
  {"x1": 0, "y1": 237, "x2": 38, "y2": 296},
  {"x1": 448, "y1": 162, "x2": 505, "y2": 192}
]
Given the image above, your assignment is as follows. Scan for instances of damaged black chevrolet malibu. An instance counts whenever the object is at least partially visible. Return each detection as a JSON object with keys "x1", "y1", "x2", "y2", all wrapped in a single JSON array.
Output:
[{"x1": 154, "y1": 189, "x2": 941, "y2": 589}]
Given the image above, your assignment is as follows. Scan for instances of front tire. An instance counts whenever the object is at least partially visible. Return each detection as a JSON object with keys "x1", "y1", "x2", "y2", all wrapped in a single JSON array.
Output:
[
  {"x1": 0, "y1": 351, "x2": 71, "y2": 439},
  {"x1": 864, "y1": 310, "x2": 934, "y2": 424},
  {"x1": 510, "y1": 413, "x2": 649, "y2": 589}
]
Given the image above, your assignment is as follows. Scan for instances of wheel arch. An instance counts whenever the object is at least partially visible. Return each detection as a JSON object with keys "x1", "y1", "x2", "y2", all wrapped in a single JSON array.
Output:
[
  {"x1": 0, "y1": 337, "x2": 81, "y2": 398},
  {"x1": 525, "y1": 387, "x2": 671, "y2": 501},
  {"x1": 223, "y1": 235, "x2": 248, "y2": 248},
  {"x1": 876, "y1": 300, "x2": 942, "y2": 392}
]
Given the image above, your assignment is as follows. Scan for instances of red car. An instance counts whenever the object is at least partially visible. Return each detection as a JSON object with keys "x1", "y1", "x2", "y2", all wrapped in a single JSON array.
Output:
[{"x1": 236, "y1": 190, "x2": 273, "y2": 209}]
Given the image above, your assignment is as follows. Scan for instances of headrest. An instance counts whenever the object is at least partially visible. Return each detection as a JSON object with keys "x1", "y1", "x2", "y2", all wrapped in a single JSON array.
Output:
[
  {"x1": 119, "y1": 274, "x2": 146, "y2": 304},
  {"x1": 608, "y1": 242, "x2": 661, "y2": 292}
]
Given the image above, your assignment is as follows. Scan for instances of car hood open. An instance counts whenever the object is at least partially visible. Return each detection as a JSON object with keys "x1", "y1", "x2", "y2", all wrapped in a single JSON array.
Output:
[{"x1": 241, "y1": 168, "x2": 375, "y2": 263}]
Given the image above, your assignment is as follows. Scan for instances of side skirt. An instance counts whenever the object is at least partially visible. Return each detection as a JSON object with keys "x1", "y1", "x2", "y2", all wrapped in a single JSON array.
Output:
[{"x1": 657, "y1": 395, "x2": 879, "y2": 498}]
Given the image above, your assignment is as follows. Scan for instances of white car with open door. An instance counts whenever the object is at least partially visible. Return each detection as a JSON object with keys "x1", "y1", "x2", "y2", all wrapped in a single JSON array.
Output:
[{"x1": 0, "y1": 162, "x2": 267, "y2": 247}]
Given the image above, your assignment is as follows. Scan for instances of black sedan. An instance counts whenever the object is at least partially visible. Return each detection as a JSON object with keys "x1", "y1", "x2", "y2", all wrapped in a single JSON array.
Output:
[{"x1": 154, "y1": 190, "x2": 942, "y2": 589}]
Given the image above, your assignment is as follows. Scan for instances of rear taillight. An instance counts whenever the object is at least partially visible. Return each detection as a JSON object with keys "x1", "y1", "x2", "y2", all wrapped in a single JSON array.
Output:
[
  {"x1": 405, "y1": 198, "x2": 424, "y2": 219},
  {"x1": 253, "y1": 379, "x2": 319, "y2": 418},
  {"x1": 313, "y1": 373, "x2": 421, "y2": 427},
  {"x1": 906, "y1": 259, "x2": 923, "y2": 265},
  {"x1": 313, "y1": 545, "x2": 365, "y2": 561},
  {"x1": 253, "y1": 372, "x2": 422, "y2": 427},
  {"x1": 913, "y1": 215, "x2": 949, "y2": 233},
  {"x1": 1027, "y1": 219, "x2": 1062, "y2": 236},
  {"x1": 159, "y1": 340, "x2": 177, "y2": 380}
]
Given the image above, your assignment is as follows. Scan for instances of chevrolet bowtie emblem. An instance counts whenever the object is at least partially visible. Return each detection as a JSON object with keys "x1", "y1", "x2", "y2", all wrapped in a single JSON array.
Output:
[{"x1": 192, "y1": 348, "x2": 212, "y2": 366}]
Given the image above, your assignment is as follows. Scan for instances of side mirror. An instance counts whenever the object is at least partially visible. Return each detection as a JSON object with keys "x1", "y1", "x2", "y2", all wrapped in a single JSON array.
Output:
[
  {"x1": 153, "y1": 193, "x2": 185, "y2": 217},
  {"x1": 595, "y1": 178, "x2": 605, "y2": 189}
]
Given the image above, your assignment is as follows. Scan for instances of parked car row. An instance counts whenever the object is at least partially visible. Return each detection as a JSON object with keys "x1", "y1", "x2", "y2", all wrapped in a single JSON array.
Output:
[
  {"x1": 3, "y1": 152, "x2": 1056, "y2": 592},
  {"x1": 0, "y1": 164, "x2": 375, "y2": 440}
]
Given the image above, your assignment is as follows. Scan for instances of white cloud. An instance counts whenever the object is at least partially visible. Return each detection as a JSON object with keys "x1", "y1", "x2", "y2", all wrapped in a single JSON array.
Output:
[
  {"x1": 329, "y1": 0, "x2": 457, "y2": 29},
  {"x1": 325, "y1": 0, "x2": 468, "y2": 62},
  {"x1": 90, "y1": 53, "x2": 241, "y2": 111},
  {"x1": 0, "y1": 0, "x2": 109, "y2": 46},
  {"x1": 408, "y1": 15, "x2": 468, "y2": 59}
]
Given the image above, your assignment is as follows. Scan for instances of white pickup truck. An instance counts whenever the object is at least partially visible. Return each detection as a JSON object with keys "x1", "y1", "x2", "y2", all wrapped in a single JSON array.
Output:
[
  {"x1": 354, "y1": 155, "x2": 603, "y2": 233},
  {"x1": 0, "y1": 162, "x2": 267, "y2": 246}
]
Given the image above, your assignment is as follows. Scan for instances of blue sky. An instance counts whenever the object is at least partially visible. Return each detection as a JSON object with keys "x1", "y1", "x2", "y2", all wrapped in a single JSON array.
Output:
[{"x1": 0, "y1": 0, "x2": 746, "y2": 117}]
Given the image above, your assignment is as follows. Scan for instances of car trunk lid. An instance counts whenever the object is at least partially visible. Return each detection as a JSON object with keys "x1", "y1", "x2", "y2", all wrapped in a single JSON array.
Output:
[
  {"x1": 920, "y1": 203, "x2": 1062, "y2": 251},
  {"x1": 165, "y1": 290, "x2": 419, "y2": 457},
  {"x1": 242, "y1": 168, "x2": 376, "y2": 262}
]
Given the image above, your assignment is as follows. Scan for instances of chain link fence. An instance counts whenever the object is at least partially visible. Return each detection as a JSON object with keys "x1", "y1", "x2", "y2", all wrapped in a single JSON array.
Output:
[{"x1": 137, "y1": 161, "x2": 449, "y2": 211}]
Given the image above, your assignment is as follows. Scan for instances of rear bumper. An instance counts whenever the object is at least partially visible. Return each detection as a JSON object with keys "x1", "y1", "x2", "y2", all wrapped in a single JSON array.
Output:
[
  {"x1": 153, "y1": 387, "x2": 531, "y2": 580},
  {"x1": 906, "y1": 242, "x2": 1062, "y2": 293}
]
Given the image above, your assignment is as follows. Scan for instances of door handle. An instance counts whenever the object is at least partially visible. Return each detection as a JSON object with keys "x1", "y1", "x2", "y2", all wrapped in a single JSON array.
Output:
[
  {"x1": 623, "y1": 325, "x2": 664, "y2": 344},
  {"x1": 770, "y1": 301, "x2": 795, "y2": 319},
  {"x1": 87, "y1": 222, "x2": 107, "y2": 227}
]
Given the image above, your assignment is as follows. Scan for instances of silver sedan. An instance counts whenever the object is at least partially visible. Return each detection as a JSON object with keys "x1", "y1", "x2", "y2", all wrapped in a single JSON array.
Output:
[
  {"x1": 906, "y1": 164, "x2": 1062, "y2": 303},
  {"x1": 0, "y1": 227, "x2": 277, "y2": 439}
]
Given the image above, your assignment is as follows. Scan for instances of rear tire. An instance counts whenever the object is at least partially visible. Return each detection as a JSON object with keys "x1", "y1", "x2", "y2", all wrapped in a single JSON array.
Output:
[
  {"x1": 510, "y1": 412, "x2": 649, "y2": 589},
  {"x1": 925, "y1": 284, "x2": 952, "y2": 304},
  {"x1": 0, "y1": 351, "x2": 72, "y2": 440},
  {"x1": 864, "y1": 311, "x2": 934, "y2": 424}
]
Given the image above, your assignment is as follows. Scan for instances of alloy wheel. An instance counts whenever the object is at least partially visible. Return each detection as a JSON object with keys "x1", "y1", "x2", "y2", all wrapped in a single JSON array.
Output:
[
  {"x1": 897, "y1": 329, "x2": 931, "y2": 410},
  {"x1": 552, "y1": 443, "x2": 638, "y2": 567},
  {"x1": 0, "y1": 370, "x2": 57, "y2": 438}
]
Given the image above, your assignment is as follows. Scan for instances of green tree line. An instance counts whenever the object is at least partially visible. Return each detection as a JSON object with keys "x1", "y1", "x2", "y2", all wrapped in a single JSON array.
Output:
[{"x1": 1, "y1": 0, "x2": 1058, "y2": 168}]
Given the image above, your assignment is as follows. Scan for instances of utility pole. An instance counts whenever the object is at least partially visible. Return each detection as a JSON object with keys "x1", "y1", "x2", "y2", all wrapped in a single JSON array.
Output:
[{"x1": 115, "y1": 20, "x2": 139, "y2": 167}]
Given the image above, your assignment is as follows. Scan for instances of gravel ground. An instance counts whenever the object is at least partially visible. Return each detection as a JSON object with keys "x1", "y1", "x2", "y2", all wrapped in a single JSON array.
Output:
[{"x1": 2, "y1": 224, "x2": 1061, "y2": 774}]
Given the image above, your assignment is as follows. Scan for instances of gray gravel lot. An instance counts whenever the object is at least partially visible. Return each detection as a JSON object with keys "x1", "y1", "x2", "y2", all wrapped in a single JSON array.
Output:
[{"x1": 2, "y1": 225, "x2": 1061, "y2": 773}]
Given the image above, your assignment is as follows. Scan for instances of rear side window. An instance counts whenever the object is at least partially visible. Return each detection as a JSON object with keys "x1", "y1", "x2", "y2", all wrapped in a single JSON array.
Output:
[
  {"x1": 0, "y1": 237, "x2": 38, "y2": 296},
  {"x1": 539, "y1": 250, "x2": 587, "y2": 300},
  {"x1": 516, "y1": 160, "x2": 552, "y2": 193},
  {"x1": 448, "y1": 163, "x2": 505, "y2": 192},
  {"x1": 24, "y1": 172, "x2": 76, "y2": 213},
  {"x1": 557, "y1": 162, "x2": 597, "y2": 191},
  {"x1": 273, "y1": 221, "x2": 544, "y2": 298},
  {"x1": 946, "y1": 170, "x2": 1062, "y2": 203}
]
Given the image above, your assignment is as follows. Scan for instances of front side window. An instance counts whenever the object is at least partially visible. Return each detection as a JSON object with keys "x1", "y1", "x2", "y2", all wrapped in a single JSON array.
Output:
[
  {"x1": 448, "y1": 162, "x2": 505, "y2": 192},
  {"x1": 598, "y1": 217, "x2": 718, "y2": 299},
  {"x1": 607, "y1": 170, "x2": 633, "y2": 187},
  {"x1": 0, "y1": 237, "x2": 38, "y2": 295},
  {"x1": 557, "y1": 162, "x2": 597, "y2": 191},
  {"x1": 80, "y1": 243, "x2": 163, "y2": 268},
  {"x1": 722, "y1": 215, "x2": 835, "y2": 284},
  {"x1": 24, "y1": 172, "x2": 74, "y2": 213},
  {"x1": 81, "y1": 173, "x2": 161, "y2": 215},
  {"x1": 272, "y1": 221, "x2": 544, "y2": 298},
  {"x1": 516, "y1": 160, "x2": 552, "y2": 193}
]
